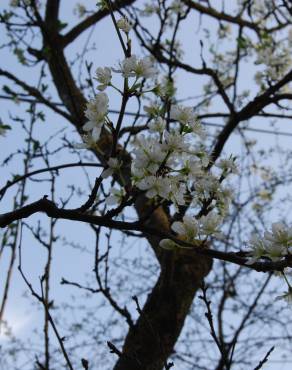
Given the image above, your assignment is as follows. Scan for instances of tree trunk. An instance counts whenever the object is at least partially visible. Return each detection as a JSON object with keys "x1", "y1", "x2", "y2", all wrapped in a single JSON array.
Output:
[{"x1": 113, "y1": 251, "x2": 212, "y2": 370}]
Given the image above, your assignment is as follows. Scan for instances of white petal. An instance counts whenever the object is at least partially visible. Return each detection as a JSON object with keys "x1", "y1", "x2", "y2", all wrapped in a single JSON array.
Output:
[
  {"x1": 171, "y1": 221, "x2": 185, "y2": 235},
  {"x1": 101, "y1": 168, "x2": 113, "y2": 179},
  {"x1": 83, "y1": 121, "x2": 95, "y2": 131},
  {"x1": 159, "y1": 239, "x2": 176, "y2": 250},
  {"x1": 73, "y1": 142, "x2": 87, "y2": 149},
  {"x1": 92, "y1": 126, "x2": 102, "y2": 141},
  {"x1": 105, "y1": 195, "x2": 118, "y2": 205},
  {"x1": 146, "y1": 188, "x2": 157, "y2": 198}
]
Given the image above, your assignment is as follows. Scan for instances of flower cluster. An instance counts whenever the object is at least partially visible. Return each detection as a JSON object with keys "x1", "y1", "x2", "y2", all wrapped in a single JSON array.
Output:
[
  {"x1": 113, "y1": 55, "x2": 157, "y2": 79},
  {"x1": 74, "y1": 3, "x2": 86, "y2": 18},
  {"x1": 254, "y1": 41, "x2": 292, "y2": 88},
  {"x1": 159, "y1": 213, "x2": 222, "y2": 250},
  {"x1": 74, "y1": 16, "x2": 237, "y2": 248},
  {"x1": 82, "y1": 93, "x2": 109, "y2": 141},
  {"x1": 95, "y1": 67, "x2": 112, "y2": 91},
  {"x1": 105, "y1": 187, "x2": 126, "y2": 206},
  {"x1": 131, "y1": 101, "x2": 234, "y2": 216},
  {"x1": 117, "y1": 17, "x2": 132, "y2": 34},
  {"x1": 247, "y1": 223, "x2": 292, "y2": 264},
  {"x1": 75, "y1": 32, "x2": 157, "y2": 148}
]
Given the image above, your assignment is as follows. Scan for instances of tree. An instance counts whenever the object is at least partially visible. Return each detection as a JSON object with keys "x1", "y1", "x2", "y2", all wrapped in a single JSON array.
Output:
[{"x1": 1, "y1": 0, "x2": 292, "y2": 369}]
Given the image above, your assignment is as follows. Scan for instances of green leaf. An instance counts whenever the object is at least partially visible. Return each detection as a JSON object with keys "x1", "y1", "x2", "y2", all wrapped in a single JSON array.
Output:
[
  {"x1": 13, "y1": 48, "x2": 27, "y2": 65},
  {"x1": 237, "y1": 36, "x2": 247, "y2": 49},
  {"x1": 37, "y1": 111, "x2": 45, "y2": 121},
  {"x1": 57, "y1": 20, "x2": 68, "y2": 31},
  {"x1": 0, "y1": 124, "x2": 11, "y2": 130},
  {"x1": 33, "y1": 140, "x2": 40, "y2": 151}
]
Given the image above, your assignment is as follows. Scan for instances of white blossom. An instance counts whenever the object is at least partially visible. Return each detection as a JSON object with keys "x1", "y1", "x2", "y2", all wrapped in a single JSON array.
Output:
[
  {"x1": 73, "y1": 134, "x2": 97, "y2": 149},
  {"x1": 83, "y1": 93, "x2": 109, "y2": 141},
  {"x1": 246, "y1": 234, "x2": 266, "y2": 265},
  {"x1": 149, "y1": 117, "x2": 166, "y2": 133},
  {"x1": 163, "y1": 130, "x2": 188, "y2": 152},
  {"x1": 134, "y1": 56, "x2": 157, "y2": 79},
  {"x1": 217, "y1": 158, "x2": 238, "y2": 174},
  {"x1": 171, "y1": 215, "x2": 198, "y2": 241},
  {"x1": 264, "y1": 223, "x2": 292, "y2": 249},
  {"x1": 264, "y1": 242, "x2": 287, "y2": 262},
  {"x1": 105, "y1": 187, "x2": 125, "y2": 206},
  {"x1": 171, "y1": 0, "x2": 187, "y2": 14},
  {"x1": 144, "y1": 102, "x2": 161, "y2": 117},
  {"x1": 117, "y1": 17, "x2": 132, "y2": 34},
  {"x1": 102, "y1": 157, "x2": 121, "y2": 179},
  {"x1": 247, "y1": 223, "x2": 292, "y2": 264},
  {"x1": 137, "y1": 175, "x2": 171, "y2": 199},
  {"x1": 140, "y1": 3, "x2": 159, "y2": 16},
  {"x1": 169, "y1": 181, "x2": 186, "y2": 206},
  {"x1": 74, "y1": 3, "x2": 86, "y2": 18},
  {"x1": 95, "y1": 67, "x2": 112, "y2": 91},
  {"x1": 183, "y1": 159, "x2": 203, "y2": 180},
  {"x1": 196, "y1": 176, "x2": 220, "y2": 198},
  {"x1": 196, "y1": 150, "x2": 210, "y2": 167},
  {"x1": 189, "y1": 120, "x2": 205, "y2": 138},
  {"x1": 132, "y1": 135, "x2": 166, "y2": 176},
  {"x1": 156, "y1": 76, "x2": 176, "y2": 99},
  {"x1": 199, "y1": 213, "x2": 222, "y2": 237},
  {"x1": 170, "y1": 105, "x2": 197, "y2": 126},
  {"x1": 114, "y1": 55, "x2": 137, "y2": 78},
  {"x1": 114, "y1": 55, "x2": 157, "y2": 79}
]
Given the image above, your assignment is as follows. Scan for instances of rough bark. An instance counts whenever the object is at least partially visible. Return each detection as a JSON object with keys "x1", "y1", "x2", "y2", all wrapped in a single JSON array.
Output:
[{"x1": 114, "y1": 251, "x2": 212, "y2": 370}]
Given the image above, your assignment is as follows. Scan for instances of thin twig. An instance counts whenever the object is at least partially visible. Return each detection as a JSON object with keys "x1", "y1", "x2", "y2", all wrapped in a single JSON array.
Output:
[{"x1": 253, "y1": 346, "x2": 275, "y2": 370}]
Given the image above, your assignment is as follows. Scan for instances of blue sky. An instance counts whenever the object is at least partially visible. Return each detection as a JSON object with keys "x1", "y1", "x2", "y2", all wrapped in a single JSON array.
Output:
[{"x1": 1, "y1": 1, "x2": 292, "y2": 369}]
